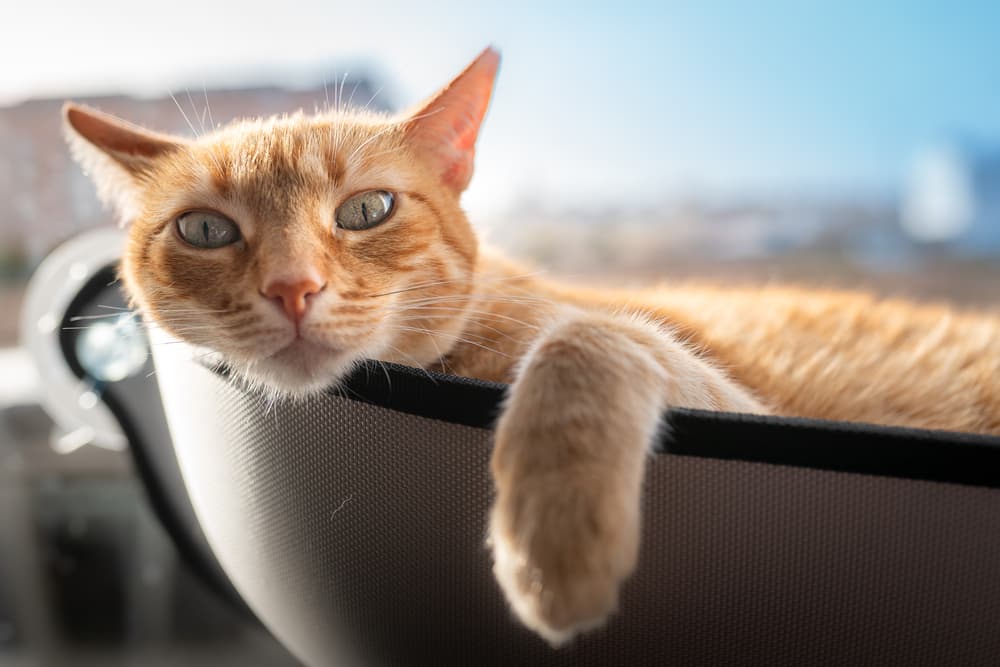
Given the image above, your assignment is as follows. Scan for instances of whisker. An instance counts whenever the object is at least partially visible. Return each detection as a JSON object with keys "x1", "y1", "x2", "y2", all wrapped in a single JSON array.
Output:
[
  {"x1": 396, "y1": 324, "x2": 497, "y2": 345},
  {"x1": 148, "y1": 306, "x2": 244, "y2": 315},
  {"x1": 377, "y1": 360, "x2": 393, "y2": 390},
  {"x1": 391, "y1": 325, "x2": 513, "y2": 359},
  {"x1": 400, "y1": 294, "x2": 551, "y2": 308},
  {"x1": 392, "y1": 303, "x2": 544, "y2": 322},
  {"x1": 391, "y1": 314, "x2": 535, "y2": 341},
  {"x1": 346, "y1": 78, "x2": 361, "y2": 110},
  {"x1": 202, "y1": 81, "x2": 215, "y2": 129},
  {"x1": 331, "y1": 376, "x2": 370, "y2": 404},
  {"x1": 68, "y1": 312, "x2": 139, "y2": 322},
  {"x1": 378, "y1": 342, "x2": 438, "y2": 383},
  {"x1": 362, "y1": 272, "x2": 524, "y2": 299},
  {"x1": 337, "y1": 71, "x2": 349, "y2": 113},
  {"x1": 362, "y1": 85, "x2": 384, "y2": 113},
  {"x1": 169, "y1": 91, "x2": 199, "y2": 138},
  {"x1": 346, "y1": 126, "x2": 397, "y2": 165},
  {"x1": 389, "y1": 294, "x2": 551, "y2": 310},
  {"x1": 347, "y1": 105, "x2": 446, "y2": 165},
  {"x1": 185, "y1": 89, "x2": 205, "y2": 135}
]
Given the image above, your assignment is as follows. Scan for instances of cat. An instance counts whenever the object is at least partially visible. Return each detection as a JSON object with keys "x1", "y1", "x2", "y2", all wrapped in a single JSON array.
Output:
[{"x1": 63, "y1": 47, "x2": 1000, "y2": 645}]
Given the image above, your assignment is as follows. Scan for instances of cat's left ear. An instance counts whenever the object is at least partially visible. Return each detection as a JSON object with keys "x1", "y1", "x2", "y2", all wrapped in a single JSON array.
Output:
[
  {"x1": 403, "y1": 47, "x2": 500, "y2": 193},
  {"x1": 63, "y1": 103, "x2": 186, "y2": 223}
]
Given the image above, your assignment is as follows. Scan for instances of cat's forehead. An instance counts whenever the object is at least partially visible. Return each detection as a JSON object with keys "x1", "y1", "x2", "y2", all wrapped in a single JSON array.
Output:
[
  {"x1": 170, "y1": 112, "x2": 414, "y2": 217},
  {"x1": 209, "y1": 112, "x2": 404, "y2": 174}
]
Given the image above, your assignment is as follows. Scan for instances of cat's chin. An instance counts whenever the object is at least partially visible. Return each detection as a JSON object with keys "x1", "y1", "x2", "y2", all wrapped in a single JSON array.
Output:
[{"x1": 237, "y1": 339, "x2": 361, "y2": 399}]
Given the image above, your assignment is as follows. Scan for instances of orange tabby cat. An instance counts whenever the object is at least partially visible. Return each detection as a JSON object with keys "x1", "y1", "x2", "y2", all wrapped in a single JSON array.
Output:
[{"x1": 64, "y1": 47, "x2": 1000, "y2": 645}]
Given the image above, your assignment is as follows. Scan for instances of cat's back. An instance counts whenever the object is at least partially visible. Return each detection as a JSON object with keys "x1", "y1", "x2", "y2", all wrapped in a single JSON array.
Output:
[{"x1": 570, "y1": 281, "x2": 1000, "y2": 434}]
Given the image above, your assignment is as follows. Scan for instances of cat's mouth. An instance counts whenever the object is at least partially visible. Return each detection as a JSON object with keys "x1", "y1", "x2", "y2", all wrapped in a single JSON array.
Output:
[
  {"x1": 268, "y1": 338, "x2": 346, "y2": 367},
  {"x1": 246, "y1": 337, "x2": 360, "y2": 396}
]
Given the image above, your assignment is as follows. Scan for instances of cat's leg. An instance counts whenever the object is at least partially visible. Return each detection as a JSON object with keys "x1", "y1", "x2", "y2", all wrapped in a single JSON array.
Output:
[{"x1": 489, "y1": 308, "x2": 764, "y2": 645}]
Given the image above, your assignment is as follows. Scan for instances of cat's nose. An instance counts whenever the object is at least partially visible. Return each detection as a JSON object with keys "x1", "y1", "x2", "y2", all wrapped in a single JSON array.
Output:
[{"x1": 261, "y1": 278, "x2": 326, "y2": 324}]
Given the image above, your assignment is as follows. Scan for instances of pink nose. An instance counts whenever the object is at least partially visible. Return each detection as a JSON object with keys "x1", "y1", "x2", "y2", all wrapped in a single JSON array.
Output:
[{"x1": 262, "y1": 278, "x2": 324, "y2": 324}]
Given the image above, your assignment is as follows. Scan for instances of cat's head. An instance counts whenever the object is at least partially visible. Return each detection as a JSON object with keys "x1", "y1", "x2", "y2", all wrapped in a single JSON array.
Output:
[{"x1": 64, "y1": 48, "x2": 499, "y2": 396}]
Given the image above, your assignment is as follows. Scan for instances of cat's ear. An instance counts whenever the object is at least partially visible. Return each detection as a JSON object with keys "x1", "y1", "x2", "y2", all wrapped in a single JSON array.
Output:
[
  {"x1": 403, "y1": 47, "x2": 500, "y2": 193},
  {"x1": 63, "y1": 103, "x2": 186, "y2": 223}
]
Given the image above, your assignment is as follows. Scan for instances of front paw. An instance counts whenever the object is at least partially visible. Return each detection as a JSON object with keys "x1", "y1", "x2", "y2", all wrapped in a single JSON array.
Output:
[{"x1": 488, "y1": 466, "x2": 640, "y2": 646}]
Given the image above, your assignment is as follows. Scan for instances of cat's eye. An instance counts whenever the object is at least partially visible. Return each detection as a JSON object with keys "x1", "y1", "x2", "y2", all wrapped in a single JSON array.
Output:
[
  {"x1": 335, "y1": 190, "x2": 395, "y2": 231},
  {"x1": 176, "y1": 211, "x2": 241, "y2": 249}
]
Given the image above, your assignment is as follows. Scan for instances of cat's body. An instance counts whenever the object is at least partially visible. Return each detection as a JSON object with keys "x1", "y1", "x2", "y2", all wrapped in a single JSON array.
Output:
[
  {"x1": 64, "y1": 47, "x2": 1000, "y2": 645},
  {"x1": 446, "y1": 255, "x2": 1000, "y2": 433}
]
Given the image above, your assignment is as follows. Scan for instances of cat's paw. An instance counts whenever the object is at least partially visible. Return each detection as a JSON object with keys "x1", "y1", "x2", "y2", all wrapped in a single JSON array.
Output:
[{"x1": 488, "y1": 465, "x2": 639, "y2": 646}]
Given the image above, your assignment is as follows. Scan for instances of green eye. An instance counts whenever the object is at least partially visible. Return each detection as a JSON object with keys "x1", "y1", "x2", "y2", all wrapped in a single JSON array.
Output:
[
  {"x1": 176, "y1": 211, "x2": 241, "y2": 249},
  {"x1": 335, "y1": 190, "x2": 395, "y2": 231}
]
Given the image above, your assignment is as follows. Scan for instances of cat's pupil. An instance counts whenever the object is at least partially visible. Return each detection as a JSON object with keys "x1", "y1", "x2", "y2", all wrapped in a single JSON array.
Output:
[{"x1": 202, "y1": 220, "x2": 210, "y2": 242}]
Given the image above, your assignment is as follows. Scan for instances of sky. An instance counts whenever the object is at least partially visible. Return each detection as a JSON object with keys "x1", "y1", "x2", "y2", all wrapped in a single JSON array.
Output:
[{"x1": 3, "y1": 1, "x2": 1000, "y2": 219}]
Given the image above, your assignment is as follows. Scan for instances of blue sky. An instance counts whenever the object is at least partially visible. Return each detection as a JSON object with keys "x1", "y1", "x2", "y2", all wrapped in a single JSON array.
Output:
[{"x1": 4, "y1": 1, "x2": 999, "y2": 216}]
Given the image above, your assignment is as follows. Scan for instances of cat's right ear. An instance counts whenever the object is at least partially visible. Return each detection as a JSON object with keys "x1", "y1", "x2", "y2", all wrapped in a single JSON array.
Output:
[{"x1": 63, "y1": 103, "x2": 185, "y2": 224}]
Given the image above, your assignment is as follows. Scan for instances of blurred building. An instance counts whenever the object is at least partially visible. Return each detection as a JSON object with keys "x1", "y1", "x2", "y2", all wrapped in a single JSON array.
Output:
[{"x1": 901, "y1": 143, "x2": 1000, "y2": 254}]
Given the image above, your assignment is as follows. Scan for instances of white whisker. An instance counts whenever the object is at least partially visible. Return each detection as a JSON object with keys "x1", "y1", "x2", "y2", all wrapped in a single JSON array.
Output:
[
  {"x1": 185, "y1": 89, "x2": 205, "y2": 135},
  {"x1": 362, "y1": 85, "x2": 384, "y2": 113},
  {"x1": 202, "y1": 82, "x2": 215, "y2": 129},
  {"x1": 366, "y1": 271, "x2": 545, "y2": 298},
  {"x1": 168, "y1": 91, "x2": 199, "y2": 138},
  {"x1": 346, "y1": 79, "x2": 361, "y2": 110},
  {"x1": 391, "y1": 324, "x2": 513, "y2": 359},
  {"x1": 337, "y1": 71, "x2": 349, "y2": 113},
  {"x1": 378, "y1": 342, "x2": 438, "y2": 383}
]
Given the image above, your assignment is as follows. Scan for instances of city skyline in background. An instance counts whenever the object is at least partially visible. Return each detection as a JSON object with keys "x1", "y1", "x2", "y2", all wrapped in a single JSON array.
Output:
[{"x1": 3, "y1": 1, "x2": 1000, "y2": 219}]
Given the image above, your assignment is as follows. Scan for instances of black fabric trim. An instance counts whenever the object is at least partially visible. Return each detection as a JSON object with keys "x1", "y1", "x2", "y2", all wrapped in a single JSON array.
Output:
[
  {"x1": 337, "y1": 360, "x2": 1000, "y2": 489},
  {"x1": 661, "y1": 408, "x2": 1000, "y2": 488},
  {"x1": 335, "y1": 359, "x2": 507, "y2": 429}
]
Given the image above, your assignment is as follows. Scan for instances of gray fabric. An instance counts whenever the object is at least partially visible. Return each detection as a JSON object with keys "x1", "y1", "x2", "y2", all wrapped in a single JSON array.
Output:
[{"x1": 153, "y1": 352, "x2": 1000, "y2": 666}]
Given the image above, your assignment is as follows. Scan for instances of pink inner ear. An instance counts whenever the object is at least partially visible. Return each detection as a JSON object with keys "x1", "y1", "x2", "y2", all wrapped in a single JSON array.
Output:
[{"x1": 406, "y1": 48, "x2": 501, "y2": 191}]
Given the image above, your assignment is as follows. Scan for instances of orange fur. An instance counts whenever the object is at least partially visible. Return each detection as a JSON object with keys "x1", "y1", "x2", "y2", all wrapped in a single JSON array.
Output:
[{"x1": 63, "y1": 46, "x2": 1000, "y2": 646}]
